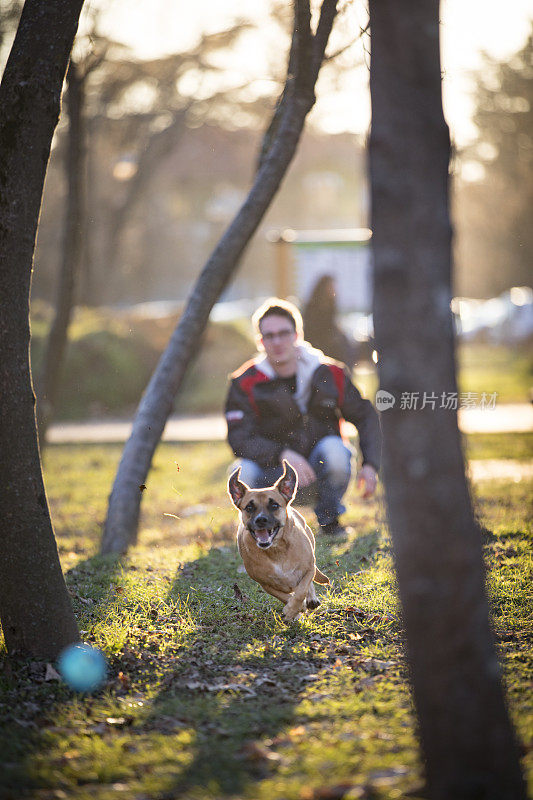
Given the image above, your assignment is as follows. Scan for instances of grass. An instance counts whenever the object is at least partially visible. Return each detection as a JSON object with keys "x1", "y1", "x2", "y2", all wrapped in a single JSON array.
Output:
[
  {"x1": 464, "y1": 431, "x2": 533, "y2": 460},
  {"x1": 0, "y1": 439, "x2": 532, "y2": 800},
  {"x1": 457, "y1": 341, "x2": 532, "y2": 404}
]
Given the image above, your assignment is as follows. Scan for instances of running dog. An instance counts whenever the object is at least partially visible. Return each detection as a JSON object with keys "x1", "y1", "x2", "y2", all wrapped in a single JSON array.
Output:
[{"x1": 228, "y1": 460, "x2": 330, "y2": 621}]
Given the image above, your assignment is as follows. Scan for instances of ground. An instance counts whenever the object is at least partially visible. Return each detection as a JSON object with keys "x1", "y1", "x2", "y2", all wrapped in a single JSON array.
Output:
[{"x1": 0, "y1": 434, "x2": 531, "y2": 800}]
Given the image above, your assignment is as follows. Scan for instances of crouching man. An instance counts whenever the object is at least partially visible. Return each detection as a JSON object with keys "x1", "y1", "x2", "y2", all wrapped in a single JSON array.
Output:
[{"x1": 225, "y1": 298, "x2": 381, "y2": 536}]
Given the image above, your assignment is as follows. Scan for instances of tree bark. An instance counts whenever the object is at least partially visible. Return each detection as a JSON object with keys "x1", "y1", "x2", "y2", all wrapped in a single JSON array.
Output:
[
  {"x1": 37, "y1": 58, "x2": 85, "y2": 445},
  {"x1": 0, "y1": 0, "x2": 83, "y2": 658},
  {"x1": 101, "y1": 0, "x2": 339, "y2": 555},
  {"x1": 368, "y1": 2, "x2": 525, "y2": 798}
]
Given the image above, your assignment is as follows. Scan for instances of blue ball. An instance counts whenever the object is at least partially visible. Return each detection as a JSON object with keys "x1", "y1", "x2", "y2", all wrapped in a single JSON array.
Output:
[{"x1": 57, "y1": 643, "x2": 107, "y2": 692}]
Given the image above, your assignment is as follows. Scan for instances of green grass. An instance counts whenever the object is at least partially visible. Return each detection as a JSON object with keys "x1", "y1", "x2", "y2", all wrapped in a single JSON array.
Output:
[
  {"x1": 457, "y1": 341, "x2": 533, "y2": 404},
  {"x1": 465, "y1": 431, "x2": 533, "y2": 460},
  {"x1": 0, "y1": 442, "x2": 531, "y2": 800},
  {"x1": 354, "y1": 340, "x2": 533, "y2": 405}
]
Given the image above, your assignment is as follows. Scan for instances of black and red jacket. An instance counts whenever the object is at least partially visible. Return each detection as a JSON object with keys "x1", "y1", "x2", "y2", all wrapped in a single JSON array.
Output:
[{"x1": 225, "y1": 343, "x2": 381, "y2": 470}]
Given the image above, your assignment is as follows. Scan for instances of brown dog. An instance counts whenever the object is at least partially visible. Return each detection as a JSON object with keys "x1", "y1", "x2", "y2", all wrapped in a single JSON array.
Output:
[{"x1": 228, "y1": 460, "x2": 330, "y2": 621}]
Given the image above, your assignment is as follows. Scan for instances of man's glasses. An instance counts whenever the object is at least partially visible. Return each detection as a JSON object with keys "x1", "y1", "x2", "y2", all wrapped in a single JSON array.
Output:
[{"x1": 261, "y1": 329, "x2": 295, "y2": 343}]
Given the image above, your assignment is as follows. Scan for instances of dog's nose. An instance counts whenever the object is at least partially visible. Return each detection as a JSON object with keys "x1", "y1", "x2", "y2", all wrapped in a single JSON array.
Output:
[{"x1": 254, "y1": 514, "x2": 269, "y2": 528}]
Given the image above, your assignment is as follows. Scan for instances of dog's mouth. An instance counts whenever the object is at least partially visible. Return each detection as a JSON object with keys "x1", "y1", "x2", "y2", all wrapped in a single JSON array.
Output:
[{"x1": 249, "y1": 526, "x2": 280, "y2": 549}]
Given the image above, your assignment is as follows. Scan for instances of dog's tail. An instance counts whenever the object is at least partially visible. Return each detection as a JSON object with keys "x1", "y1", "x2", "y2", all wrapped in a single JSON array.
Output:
[{"x1": 314, "y1": 567, "x2": 330, "y2": 585}]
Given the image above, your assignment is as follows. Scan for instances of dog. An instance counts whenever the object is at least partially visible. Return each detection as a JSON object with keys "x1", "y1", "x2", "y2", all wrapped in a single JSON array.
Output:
[{"x1": 228, "y1": 459, "x2": 330, "y2": 621}]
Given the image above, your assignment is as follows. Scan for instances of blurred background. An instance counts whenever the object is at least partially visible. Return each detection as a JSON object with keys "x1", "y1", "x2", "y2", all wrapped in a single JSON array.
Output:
[{"x1": 1, "y1": 0, "x2": 531, "y2": 421}]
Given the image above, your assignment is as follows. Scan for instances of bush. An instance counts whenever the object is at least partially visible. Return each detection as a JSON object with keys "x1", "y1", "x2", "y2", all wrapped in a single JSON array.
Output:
[{"x1": 30, "y1": 305, "x2": 255, "y2": 420}]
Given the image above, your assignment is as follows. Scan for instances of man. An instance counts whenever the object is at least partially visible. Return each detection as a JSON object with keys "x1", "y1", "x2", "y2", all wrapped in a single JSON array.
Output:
[{"x1": 225, "y1": 298, "x2": 381, "y2": 536}]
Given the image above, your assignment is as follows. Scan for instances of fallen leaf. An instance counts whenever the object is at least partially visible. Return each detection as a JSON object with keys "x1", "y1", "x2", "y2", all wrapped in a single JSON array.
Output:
[
  {"x1": 45, "y1": 663, "x2": 61, "y2": 682},
  {"x1": 14, "y1": 719, "x2": 38, "y2": 729},
  {"x1": 353, "y1": 675, "x2": 385, "y2": 692},
  {"x1": 117, "y1": 671, "x2": 131, "y2": 689},
  {"x1": 344, "y1": 606, "x2": 366, "y2": 618},
  {"x1": 89, "y1": 722, "x2": 107, "y2": 735},
  {"x1": 255, "y1": 676, "x2": 277, "y2": 688},
  {"x1": 233, "y1": 583, "x2": 248, "y2": 602},
  {"x1": 106, "y1": 716, "x2": 133, "y2": 728},
  {"x1": 300, "y1": 783, "x2": 360, "y2": 800},
  {"x1": 62, "y1": 749, "x2": 80, "y2": 760},
  {"x1": 359, "y1": 658, "x2": 397, "y2": 672},
  {"x1": 288, "y1": 725, "x2": 306, "y2": 737},
  {"x1": 239, "y1": 741, "x2": 281, "y2": 763}
]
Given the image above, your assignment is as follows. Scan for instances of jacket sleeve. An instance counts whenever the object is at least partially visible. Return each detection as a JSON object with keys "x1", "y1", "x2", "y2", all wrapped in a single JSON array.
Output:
[
  {"x1": 340, "y1": 371, "x2": 382, "y2": 472},
  {"x1": 225, "y1": 378, "x2": 283, "y2": 468}
]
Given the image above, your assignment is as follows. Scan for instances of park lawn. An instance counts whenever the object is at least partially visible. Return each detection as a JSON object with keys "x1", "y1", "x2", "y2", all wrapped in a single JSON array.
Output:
[
  {"x1": 457, "y1": 341, "x2": 532, "y2": 405},
  {"x1": 0, "y1": 440, "x2": 531, "y2": 800},
  {"x1": 464, "y1": 431, "x2": 533, "y2": 460},
  {"x1": 354, "y1": 340, "x2": 533, "y2": 405}
]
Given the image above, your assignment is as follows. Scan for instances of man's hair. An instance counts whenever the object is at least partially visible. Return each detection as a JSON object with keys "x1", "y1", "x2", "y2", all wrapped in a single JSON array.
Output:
[{"x1": 252, "y1": 297, "x2": 304, "y2": 339}]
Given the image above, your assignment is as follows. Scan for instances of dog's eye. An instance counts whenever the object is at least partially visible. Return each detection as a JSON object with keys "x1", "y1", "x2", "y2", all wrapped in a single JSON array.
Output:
[
  {"x1": 268, "y1": 500, "x2": 280, "y2": 510},
  {"x1": 244, "y1": 502, "x2": 255, "y2": 513}
]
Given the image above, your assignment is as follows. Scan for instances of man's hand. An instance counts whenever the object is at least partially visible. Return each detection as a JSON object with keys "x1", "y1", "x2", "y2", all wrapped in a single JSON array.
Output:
[
  {"x1": 280, "y1": 449, "x2": 316, "y2": 487},
  {"x1": 357, "y1": 464, "x2": 378, "y2": 499}
]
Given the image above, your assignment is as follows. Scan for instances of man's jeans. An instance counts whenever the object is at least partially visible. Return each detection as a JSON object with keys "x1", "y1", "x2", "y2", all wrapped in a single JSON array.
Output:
[{"x1": 235, "y1": 436, "x2": 353, "y2": 527}]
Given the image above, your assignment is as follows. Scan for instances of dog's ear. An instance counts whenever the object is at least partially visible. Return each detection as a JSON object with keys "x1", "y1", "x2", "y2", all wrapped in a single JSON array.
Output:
[
  {"x1": 227, "y1": 467, "x2": 249, "y2": 508},
  {"x1": 275, "y1": 459, "x2": 298, "y2": 503}
]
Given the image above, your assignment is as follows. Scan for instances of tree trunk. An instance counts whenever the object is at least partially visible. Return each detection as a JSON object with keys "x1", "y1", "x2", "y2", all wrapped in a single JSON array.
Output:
[
  {"x1": 368, "y1": 2, "x2": 525, "y2": 798},
  {"x1": 0, "y1": 0, "x2": 83, "y2": 659},
  {"x1": 101, "y1": 0, "x2": 339, "y2": 555},
  {"x1": 37, "y1": 58, "x2": 85, "y2": 445}
]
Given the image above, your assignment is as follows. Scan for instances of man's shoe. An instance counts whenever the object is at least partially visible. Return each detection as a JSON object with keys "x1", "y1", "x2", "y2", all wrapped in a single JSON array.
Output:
[{"x1": 320, "y1": 519, "x2": 346, "y2": 537}]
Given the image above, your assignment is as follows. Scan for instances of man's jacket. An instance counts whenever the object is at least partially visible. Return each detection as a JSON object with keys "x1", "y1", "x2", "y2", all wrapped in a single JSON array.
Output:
[{"x1": 225, "y1": 342, "x2": 381, "y2": 470}]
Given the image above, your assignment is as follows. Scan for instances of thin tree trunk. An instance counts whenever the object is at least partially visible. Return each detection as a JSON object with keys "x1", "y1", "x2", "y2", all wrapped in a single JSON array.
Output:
[
  {"x1": 37, "y1": 58, "x2": 85, "y2": 445},
  {"x1": 368, "y1": 2, "x2": 525, "y2": 798},
  {"x1": 101, "y1": 0, "x2": 339, "y2": 555},
  {"x1": 0, "y1": 0, "x2": 83, "y2": 659}
]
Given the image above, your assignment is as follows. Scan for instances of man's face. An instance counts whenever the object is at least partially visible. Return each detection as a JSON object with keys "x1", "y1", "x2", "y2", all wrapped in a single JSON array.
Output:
[{"x1": 259, "y1": 314, "x2": 297, "y2": 369}]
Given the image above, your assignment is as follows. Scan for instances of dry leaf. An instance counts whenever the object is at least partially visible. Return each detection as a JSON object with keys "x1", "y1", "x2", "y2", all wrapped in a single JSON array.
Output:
[
  {"x1": 300, "y1": 783, "x2": 360, "y2": 800},
  {"x1": 45, "y1": 663, "x2": 61, "y2": 682},
  {"x1": 344, "y1": 606, "x2": 366, "y2": 617},
  {"x1": 117, "y1": 671, "x2": 131, "y2": 689},
  {"x1": 233, "y1": 583, "x2": 248, "y2": 602},
  {"x1": 106, "y1": 716, "x2": 133, "y2": 727},
  {"x1": 288, "y1": 725, "x2": 306, "y2": 737},
  {"x1": 240, "y1": 741, "x2": 281, "y2": 763}
]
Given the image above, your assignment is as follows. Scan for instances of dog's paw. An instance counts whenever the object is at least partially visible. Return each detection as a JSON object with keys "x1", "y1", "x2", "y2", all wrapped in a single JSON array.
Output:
[
  {"x1": 306, "y1": 598, "x2": 321, "y2": 610},
  {"x1": 283, "y1": 603, "x2": 302, "y2": 622}
]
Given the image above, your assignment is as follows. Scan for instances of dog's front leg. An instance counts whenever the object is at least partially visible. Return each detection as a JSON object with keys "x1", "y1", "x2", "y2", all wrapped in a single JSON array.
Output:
[
  {"x1": 283, "y1": 569, "x2": 315, "y2": 621},
  {"x1": 305, "y1": 582, "x2": 320, "y2": 610},
  {"x1": 260, "y1": 584, "x2": 292, "y2": 606}
]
